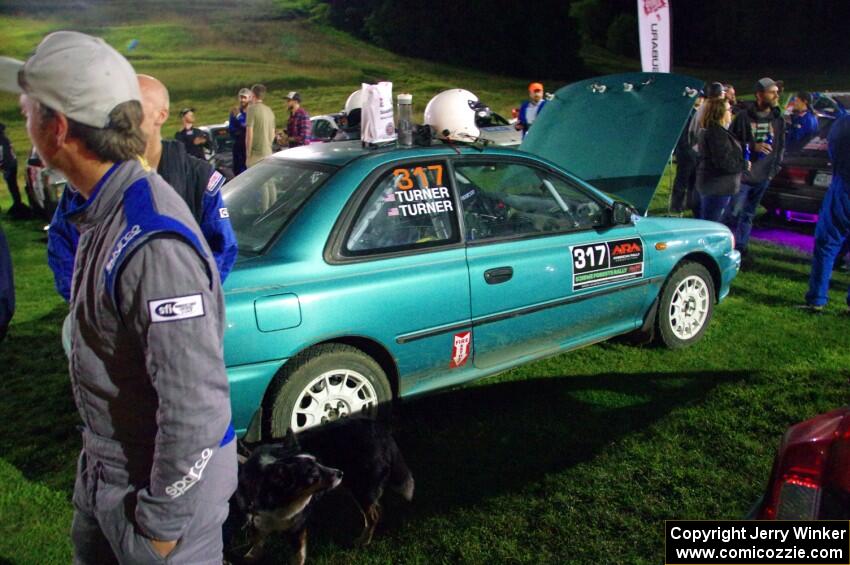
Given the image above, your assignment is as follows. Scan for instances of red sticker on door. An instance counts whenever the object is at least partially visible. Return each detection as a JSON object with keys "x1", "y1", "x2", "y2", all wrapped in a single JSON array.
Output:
[{"x1": 450, "y1": 331, "x2": 472, "y2": 368}]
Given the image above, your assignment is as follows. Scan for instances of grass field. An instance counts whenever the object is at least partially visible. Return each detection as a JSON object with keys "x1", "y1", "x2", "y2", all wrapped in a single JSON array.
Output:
[{"x1": 1, "y1": 3, "x2": 849, "y2": 564}]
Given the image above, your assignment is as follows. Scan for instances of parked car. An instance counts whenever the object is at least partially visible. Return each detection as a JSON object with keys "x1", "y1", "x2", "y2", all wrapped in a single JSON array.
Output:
[
  {"x1": 198, "y1": 122, "x2": 235, "y2": 179},
  {"x1": 220, "y1": 72, "x2": 740, "y2": 441},
  {"x1": 765, "y1": 92, "x2": 850, "y2": 220},
  {"x1": 763, "y1": 114, "x2": 835, "y2": 218},
  {"x1": 310, "y1": 113, "x2": 346, "y2": 143},
  {"x1": 24, "y1": 147, "x2": 65, "y2": 220},
  {"x1": 475, "y1": 111, "x2": 521, "y2": 147},
  {"x1": 751, "y1": 407, "x2": 850, "y2": 520}
]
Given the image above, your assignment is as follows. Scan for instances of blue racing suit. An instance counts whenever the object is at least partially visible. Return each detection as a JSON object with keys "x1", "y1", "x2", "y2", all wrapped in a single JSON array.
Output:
[
  {"x1": 48, "y1": 140, "x2": 237, "y2": 302},
  {"x1": 805, "y1": 114, "x2": 850, "y2": 307},
  {"x1": 787, "y1": 110, "x2": 819, "y2": 146}
]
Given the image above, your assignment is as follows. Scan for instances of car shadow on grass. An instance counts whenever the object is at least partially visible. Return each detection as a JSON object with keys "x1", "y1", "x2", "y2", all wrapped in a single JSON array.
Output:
[
  {"x1": 0, "y1": 304, "x2": 78, "y2": 494},
  {"x1": 291, "y1": 368, "x2": 749, "y2": 563}
]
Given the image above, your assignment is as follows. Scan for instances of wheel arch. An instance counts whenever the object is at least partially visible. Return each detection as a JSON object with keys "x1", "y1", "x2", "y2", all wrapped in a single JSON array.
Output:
[
  {"x1": 259, "y1": 334, "x2": 400, "y2": 412},
  {"x1": 678, "y1": 251, "x2": 722, "y2": 301}
]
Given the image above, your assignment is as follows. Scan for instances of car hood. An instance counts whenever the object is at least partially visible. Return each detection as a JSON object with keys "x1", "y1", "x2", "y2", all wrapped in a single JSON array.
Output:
[
  {"x1": 480, "y1": 125, "x2": 521, "y2": 147},
  {"x1": 521, "y1": 72, "x2": 702, "y2": 214}
]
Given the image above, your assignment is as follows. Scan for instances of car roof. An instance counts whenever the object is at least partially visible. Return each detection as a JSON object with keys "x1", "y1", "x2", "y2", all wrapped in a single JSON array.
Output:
[{"x1": 266, "y1": 139, "x2": 544, "y2": 168}]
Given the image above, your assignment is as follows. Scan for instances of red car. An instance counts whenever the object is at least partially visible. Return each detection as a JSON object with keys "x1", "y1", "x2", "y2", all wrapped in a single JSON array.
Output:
[{"x1": 753, "y1": 407, "x2": 850, "y2": 519}]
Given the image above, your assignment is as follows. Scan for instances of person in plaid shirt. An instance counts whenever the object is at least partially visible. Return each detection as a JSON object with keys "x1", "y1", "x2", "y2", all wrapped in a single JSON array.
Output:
[{"x1": 284, "y1": 91, "x2": 311, "y2": 147}]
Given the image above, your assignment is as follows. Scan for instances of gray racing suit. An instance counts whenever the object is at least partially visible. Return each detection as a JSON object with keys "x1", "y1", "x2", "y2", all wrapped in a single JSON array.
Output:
[{"x1": 65, "y1": 159, "x2": 236, "y2": 564}]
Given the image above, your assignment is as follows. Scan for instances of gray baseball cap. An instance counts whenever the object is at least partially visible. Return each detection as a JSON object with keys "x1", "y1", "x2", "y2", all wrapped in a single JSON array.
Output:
[
  {"x1": 755, "y1": 77, "x2": 778, "y2": 92},
  {"x1": 0, "y1": 31, "x2": 140, "y2": 128}
]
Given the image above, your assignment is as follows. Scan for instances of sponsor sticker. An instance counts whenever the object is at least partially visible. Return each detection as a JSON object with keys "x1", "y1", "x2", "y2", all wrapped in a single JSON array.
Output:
[
  {"x1": 570, "y1": 237, "x2": 644, "y2": 291},
  {"x1": 206, "y1": 170, "x2": 225, "y2": 194},
  {"x1": 218, "y1": 207, "x2": 230, "y2": 219},
  {"x1": 387, "y1": 165, "x2": 453, "y2": 217},
  {"x1": 450, "y1": 331, "x2": 472, "y2": 368},
  {"x1": 148, "y1": 293, "x2": 205, "y2": 323}
]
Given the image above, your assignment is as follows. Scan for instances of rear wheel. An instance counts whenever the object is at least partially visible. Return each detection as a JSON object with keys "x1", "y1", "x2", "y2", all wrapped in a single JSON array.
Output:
[
  {"x1": 655, "y1": 261, "x2": 715, "y2": 349},
  {"x1": 263, "y1": 344, "x2": 392, "y2": 439}
]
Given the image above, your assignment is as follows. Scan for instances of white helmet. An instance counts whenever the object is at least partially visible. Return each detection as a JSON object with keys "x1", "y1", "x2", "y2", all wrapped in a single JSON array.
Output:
[
  {"x1": 344, "y1": 89, "x2": 363, "y2": 115},
  {"x1": 424, "y1": 89, "x2": 490, "y2": 142}
]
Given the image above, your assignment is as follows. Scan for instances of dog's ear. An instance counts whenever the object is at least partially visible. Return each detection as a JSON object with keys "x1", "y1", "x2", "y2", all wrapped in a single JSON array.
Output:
[{"x1": 283, "y1": 428, "x2": 300, "y2": 451}]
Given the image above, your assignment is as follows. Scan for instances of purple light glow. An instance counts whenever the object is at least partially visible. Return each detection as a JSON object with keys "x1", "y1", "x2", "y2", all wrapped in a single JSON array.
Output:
[
  {"x1": 785, "y1": 210, "x2": 819, "y2": 224},
  {"x1": 750, "y1": 226, "x2": 814, "y2": 254}
]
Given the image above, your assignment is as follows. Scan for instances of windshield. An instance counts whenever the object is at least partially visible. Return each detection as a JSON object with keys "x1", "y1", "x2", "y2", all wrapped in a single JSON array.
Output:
[
  {"x1": 222, "y1": 160, "x2": 333, "y2": 254},
  {"x1": 476, "y1": 112, "x2": 510, "y2": 128}
]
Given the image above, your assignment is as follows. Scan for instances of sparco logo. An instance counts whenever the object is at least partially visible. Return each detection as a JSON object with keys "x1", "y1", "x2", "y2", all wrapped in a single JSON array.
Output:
[
  {"x1": 165, "y1": 448, "x2": 213, "y2": 498},
  {"x1": 105, "y1": 224, "x2": 142, "y2": 272}
]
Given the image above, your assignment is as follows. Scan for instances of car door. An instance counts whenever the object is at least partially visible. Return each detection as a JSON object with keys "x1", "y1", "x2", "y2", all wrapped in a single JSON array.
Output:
[
  {"x1": 333, "y1": 158, "x2": 475, "y2": 394},
  {"x1": 454, "y1": 158, "x2": 648, "y2": 370}
]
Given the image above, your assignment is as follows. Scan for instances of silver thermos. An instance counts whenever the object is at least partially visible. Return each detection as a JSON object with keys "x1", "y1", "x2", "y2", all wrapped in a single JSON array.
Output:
[{"x1": 397, "y1": 93, "x2": 413, "y2": 146}]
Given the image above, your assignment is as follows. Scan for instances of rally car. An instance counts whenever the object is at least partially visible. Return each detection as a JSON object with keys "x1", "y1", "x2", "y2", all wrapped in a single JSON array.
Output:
[{"x1": 219, "y1": 72, "x2": 740, "y2": 440}]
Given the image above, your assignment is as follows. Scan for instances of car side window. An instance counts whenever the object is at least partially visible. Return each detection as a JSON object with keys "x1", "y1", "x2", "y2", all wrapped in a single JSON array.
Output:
[
  {"x1": 345, "y1": 162, "x2": 459, "y2": 256},
  {"x1": 454, "y1": 162, "x2": 605, "y2": 242}
]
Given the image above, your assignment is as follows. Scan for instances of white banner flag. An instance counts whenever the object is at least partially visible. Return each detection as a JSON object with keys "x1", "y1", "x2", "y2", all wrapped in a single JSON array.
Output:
[
  {"x1": 637, "y1": 0, "x2": 671, "y2": 73},
  {"x1": 361, "y1": 81, "x2": 397, "y2": 144}
]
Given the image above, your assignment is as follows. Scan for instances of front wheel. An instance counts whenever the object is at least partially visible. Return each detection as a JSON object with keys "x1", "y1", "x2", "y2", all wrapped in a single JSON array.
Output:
[
  {"x1": 263, "y1": 344, "x2": 392, "y2": 439},
  {"x1": 655, "y1": 261, "x2": 715, "y2": 349}
]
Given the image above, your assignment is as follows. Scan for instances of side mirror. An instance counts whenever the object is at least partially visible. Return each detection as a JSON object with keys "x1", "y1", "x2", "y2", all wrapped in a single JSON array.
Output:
[{"x1": 612, "y1": 201, "x2": 633, "y2": 225}]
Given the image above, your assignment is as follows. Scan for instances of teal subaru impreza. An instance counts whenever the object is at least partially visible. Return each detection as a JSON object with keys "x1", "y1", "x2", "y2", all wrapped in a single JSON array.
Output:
[{"x1": 222, "y1": 73, "x2": 740, "y2": 439}]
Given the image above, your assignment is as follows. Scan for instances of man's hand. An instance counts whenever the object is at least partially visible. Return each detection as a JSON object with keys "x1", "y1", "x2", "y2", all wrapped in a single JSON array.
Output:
[
  {"x1": 193, "y1": 136, "x2": 206, "y2": 145},
  {"x1": 754, "y1": 142, "x2": 772, "y2": 155},
  {"x1": 150, "y1": 539, "x2": 178, "y2": 558}
]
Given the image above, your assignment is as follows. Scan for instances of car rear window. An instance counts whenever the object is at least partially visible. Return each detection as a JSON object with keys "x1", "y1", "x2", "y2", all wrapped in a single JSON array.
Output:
[{"x1": 222, "y1": 160, "x2": 333, "y2": 254}]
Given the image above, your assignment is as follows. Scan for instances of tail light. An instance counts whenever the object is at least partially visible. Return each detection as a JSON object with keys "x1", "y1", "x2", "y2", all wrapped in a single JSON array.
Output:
[
  {"x1": 779, "y1": 166, "x2": 810, "y2": 185},
  {"x1": 758, "y1": 408, "x2": 850, "y2": 519}
]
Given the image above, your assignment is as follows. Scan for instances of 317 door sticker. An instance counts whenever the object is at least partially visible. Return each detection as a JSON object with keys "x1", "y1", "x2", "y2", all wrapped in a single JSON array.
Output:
[{"x1": 570, "y1": 237, "x2": 644, "y2": 290}]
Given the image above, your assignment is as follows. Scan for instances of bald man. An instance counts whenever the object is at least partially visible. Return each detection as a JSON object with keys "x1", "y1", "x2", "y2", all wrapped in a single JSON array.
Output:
[{"x1": 47, "y1": 74, "x2": 238, "y2": 302}]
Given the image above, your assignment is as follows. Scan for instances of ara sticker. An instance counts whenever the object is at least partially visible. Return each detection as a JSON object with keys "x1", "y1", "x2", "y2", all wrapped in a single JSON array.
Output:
[
  {"x1": 570, "y1": 237, "x2": 644, "y2": 291},
  {"x1": 450, "y1": 331, "x2": 472, "y2": 368}
]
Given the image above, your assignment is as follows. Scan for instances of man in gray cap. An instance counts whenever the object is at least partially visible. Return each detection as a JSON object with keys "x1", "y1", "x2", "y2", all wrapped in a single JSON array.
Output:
[
  {"x1": 1, "y1": 31, "x2": 236, "y2": 564},
  {"x1": 727, "y1": 77, "x2": 786, "y2": 266}
]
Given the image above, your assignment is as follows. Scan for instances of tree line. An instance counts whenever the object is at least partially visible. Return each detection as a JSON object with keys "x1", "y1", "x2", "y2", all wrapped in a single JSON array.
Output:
[{"x1": 320, "y1": 0, "x2": 850, "y2": 80}]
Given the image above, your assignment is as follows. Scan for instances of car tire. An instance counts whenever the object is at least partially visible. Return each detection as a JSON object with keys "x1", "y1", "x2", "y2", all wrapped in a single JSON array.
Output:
[
  {"x1": 263, "y1": 343, "x2": 392, "y2": 439},
  {"x1": 655, "y1": 261, "x2": 715, "y2": 349}
]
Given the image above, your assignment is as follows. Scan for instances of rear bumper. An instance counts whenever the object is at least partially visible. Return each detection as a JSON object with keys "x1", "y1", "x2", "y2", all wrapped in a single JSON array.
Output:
[{"x1": 764, "y1": 182, "x2": 827, "y2": 214}]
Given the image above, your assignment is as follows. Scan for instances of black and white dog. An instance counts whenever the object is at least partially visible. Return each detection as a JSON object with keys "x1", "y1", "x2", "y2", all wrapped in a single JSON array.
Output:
[{"x1": 225, "y1": 418, "x2": 414, "y2": 564}]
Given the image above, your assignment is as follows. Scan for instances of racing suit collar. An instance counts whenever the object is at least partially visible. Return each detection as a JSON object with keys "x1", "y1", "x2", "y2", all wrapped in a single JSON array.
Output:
[{"x1": 64, "y1": 160, "x2": 132, "y2": 226}]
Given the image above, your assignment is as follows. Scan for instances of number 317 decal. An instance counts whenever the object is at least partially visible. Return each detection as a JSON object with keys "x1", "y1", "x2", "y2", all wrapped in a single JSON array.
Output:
[{"x1": 570, "y1": 238, "x2": 644, "y2": 290}]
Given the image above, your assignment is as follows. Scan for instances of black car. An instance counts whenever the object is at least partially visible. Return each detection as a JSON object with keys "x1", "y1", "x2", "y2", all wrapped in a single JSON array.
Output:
[{"x1": 763, "y1": 115, "x2": 835, "y2": 218}]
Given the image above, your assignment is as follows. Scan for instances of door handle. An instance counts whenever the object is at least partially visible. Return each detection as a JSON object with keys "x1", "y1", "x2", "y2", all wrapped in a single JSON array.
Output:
[{"x1": 484, "y1": 267, "x2": 513, "y2": 285}]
